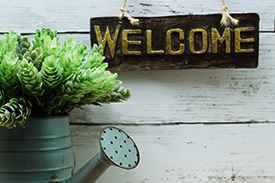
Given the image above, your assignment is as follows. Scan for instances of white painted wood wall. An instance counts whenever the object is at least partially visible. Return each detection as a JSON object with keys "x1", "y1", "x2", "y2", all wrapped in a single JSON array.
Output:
[{"x1": 2, "y1": 0, "x2": 275, "y2": 182}]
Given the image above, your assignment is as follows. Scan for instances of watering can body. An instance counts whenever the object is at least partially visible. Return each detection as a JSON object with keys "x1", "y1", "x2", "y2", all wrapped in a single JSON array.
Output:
[
  {"x1": 0, "y1": 116, "x2": 75, "y2": 183},
  {"x1": 0, "y1": 116, "x2": 139, "y2": 183}
]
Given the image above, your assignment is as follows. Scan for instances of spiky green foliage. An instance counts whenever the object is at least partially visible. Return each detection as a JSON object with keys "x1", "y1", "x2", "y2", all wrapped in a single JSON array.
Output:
[
  {"x1": 80, "y1": 52, "x2": 106, "y2": 70},
  {"x1": 60, "y1": 36, "x2": 89, "y2": 78},
  {"x1": 0, "y1": 97, "x2": 32, "y2": 129},
  {"x1": 33, "y1": 28, "x2": 60, "y2": 58},
  {"x1": 0, "y1": 90, "x2": 5, "y2": 106},
  {"x1": 18, "y1": 59, "x2": 44, "y2": 97},
  {"x1": 15, "y1": 35, "x2": 31, "y2": 60},
  {"x1": 0, "y1": 52, "x2": 19, "y2": 97},
  {"x1": 91, "y1": 44, "x2": 104, "y2": 55},
  {"x1": 96, "y1": 86, "x2": 131, "y2": 104},
  {"x1": 61, "y1": 66, "x2": 121, "y2": 103},
  {"x1": 0, "y1": 28, "x2": 130, "y2": 128},
  {"x1": 41, "y1": 55, "x2": 63, "y2": 89},
  {"x1": 24, "y1": 47, "x2": 44, "y2": 69},
  {"x1": 0, "y1": 30, "x2": 18, "y2": 60}
]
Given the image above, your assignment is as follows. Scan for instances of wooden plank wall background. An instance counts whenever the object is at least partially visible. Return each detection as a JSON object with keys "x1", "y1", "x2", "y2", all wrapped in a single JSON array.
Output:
[{"x1": 1, "y1": 0, "x2": 275, "y2": 182}]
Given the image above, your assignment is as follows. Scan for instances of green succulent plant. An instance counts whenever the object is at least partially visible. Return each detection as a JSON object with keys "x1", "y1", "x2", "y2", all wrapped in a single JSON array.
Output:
[
  {"x1": 15, "y1": 35, "x2": 31, "y2": 60},
  {"x1": 0, "y1": 28, "x2": 131, "y2": 129},
  {"x1": 0, "y1": 97, "x2": 32, "y2": 129}
]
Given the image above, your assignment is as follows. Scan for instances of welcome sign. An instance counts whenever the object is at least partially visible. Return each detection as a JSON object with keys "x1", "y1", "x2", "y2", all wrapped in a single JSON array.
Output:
[{"x1": 90, "y1": 14, "x2": 259, "y2": 71}]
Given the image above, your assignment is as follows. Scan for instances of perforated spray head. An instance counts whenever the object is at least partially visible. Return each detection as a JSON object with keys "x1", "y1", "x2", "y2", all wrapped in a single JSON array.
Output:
[
  {"x1": 100, "y1": 126, "x2": 140, "y2": 169},
  {"x1": 65, "y1": 126, "x2": 140, "y2": 183}
]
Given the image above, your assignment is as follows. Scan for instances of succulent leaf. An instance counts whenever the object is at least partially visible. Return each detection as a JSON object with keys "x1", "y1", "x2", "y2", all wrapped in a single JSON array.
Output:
[
  {"x1": 0, "y1": 52, "x2": 19, "y2": 97},
  {"x1": 0, "y1": 97, "x2": 32, "y2": 129},
  {"x1": 80, "y1": 52, "x2": 105, "y2": 70},
  {"x1": 60, "y1": 36, "x2": 89, "y2": 78},
  {"x1": 18, "y1": 59, "x2": 44, "y2": 96},
  {"x1": 95, "y1": 86, "x2": 131, "y2": 104},
  {"x1": 32, "y1": 28, "x2": 60, "y2": 58},
  {"x1": 41, "y1": 55, "x2": 63, "y2": 88},
  {"x1": 15, "y1": 35, "x2": 31, "y2": 60},
  {"x1": 91, "y1": 44, "x2": 104, "y2": 55},
  {"x1": 24, "y1": 47, "x2": 44, "y2": 69},
  {"x1": 59, "y1": 52, "x2": 82, "y2": 78},
  {"x1": 61, "y1": 66, "x2": 121, "y2": 103},
  {"x1": 0, "y1": 30, "x2": 18, "y2": 61},
  {"x1": 0, "y1": 90, "x2": 5, "y2": 106},
  {"x1": 0, "y1": 29, "x2": 131, "y2": 127}
]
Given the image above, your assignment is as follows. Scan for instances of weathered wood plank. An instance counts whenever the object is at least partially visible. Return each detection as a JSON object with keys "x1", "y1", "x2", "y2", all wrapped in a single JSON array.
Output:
[
  {"x1": 91, "y1": 14, "x2": 259, "y2": 70},
  {"x1": 71, "y1": 123, "x2": 275, "y2": 183},
  {"x1": 69, "y1": 33, "x2": 275, "y2": 124},
  {"x1": 1, "y1": 1, "x2": 275, "y2": 183},
  {"x1": 0, "y1": 32, "x2": 273, "y2": 124},
  {"x1": 0, "y1": 0, "x2": 273, "y2": 32}
]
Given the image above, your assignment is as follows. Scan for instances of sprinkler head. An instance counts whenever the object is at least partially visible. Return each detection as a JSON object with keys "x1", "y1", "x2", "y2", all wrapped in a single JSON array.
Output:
[
  {"x1": 64, "y1": 126, "x2": 140, "y2": 183},
  {"x1": 100, "y1": 126, "x2": 140, "y2": 169}
]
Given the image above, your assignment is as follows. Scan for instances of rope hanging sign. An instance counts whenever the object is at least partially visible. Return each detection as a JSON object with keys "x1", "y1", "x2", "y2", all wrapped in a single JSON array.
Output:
[{"x1": 90, "y1": 1, "x2": 259, "y2": 71}]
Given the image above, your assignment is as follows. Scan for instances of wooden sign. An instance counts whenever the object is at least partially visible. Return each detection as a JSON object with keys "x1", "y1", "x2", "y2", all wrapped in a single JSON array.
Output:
[{"x1": 90, "y1": 14, "x2": 259, "y2": 71}]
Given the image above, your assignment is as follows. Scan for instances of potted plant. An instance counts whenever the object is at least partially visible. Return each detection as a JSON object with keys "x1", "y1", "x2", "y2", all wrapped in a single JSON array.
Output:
[{"x1": 0, "y1": 28, "x2": 131, "y2": 182}]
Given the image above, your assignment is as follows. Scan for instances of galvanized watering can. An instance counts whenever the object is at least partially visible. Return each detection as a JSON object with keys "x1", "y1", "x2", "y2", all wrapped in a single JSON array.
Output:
[{"x1": 0, "y1": 116, "x2": 140, "y2": 183}]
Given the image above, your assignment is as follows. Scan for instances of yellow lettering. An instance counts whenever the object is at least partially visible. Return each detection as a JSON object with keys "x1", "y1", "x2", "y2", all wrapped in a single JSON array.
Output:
[
  {"x1": 235, "y1": 27, "x2": 255, "y2": 53},
  {"x1": 166, "y1": 29, "x2": 185, "y2": 55},
  {"x1": 211, "y1": 28, "x2": 231, "y2": 54},
  {"x1": 146, "y1": 30, "x2": 164, "y2": 54},
  {"x1": 94, "y1": 25, "x2": 121, "y2": 58},
  {"x1": 189, "y1": 29, "x2": 208, "y2": 54},
  {"x1": 122, "y1": 29, "x2": 141, "y2": 55}
]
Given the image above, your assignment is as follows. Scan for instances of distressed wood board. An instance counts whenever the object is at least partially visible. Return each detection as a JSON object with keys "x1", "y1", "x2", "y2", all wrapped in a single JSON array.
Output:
[
  {"x1": 90, "y1": 14, "x2": 259, "y2": 70},
  {"x1": 1, "y1": 0, "x2": 275, "y2": 182},
  {"x1": 69, "y1": 33, "x2": 275, "y2": 124},
  {"x1": 0, "y1": 0, "x2": 273, "y2": 32},
  {"x1": 71, "y1": 123, "x2": 275, "y2": 183}
]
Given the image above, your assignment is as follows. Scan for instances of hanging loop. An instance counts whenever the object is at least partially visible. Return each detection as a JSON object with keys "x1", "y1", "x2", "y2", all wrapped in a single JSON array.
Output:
[
  {"x1": 119, "y1": 0, "x2": 140, "y2": 26},
  {"x1": 220, "y1": 0, "x2": 239, "y2": 26}
]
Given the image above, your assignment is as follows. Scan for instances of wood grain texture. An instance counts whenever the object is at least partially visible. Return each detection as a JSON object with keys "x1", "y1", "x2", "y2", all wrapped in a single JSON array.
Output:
[
  {"x1": 0, "y1": 31, "x2": 272, "y2": 123},
  {"x1": 1, "y1": 1, "x2": 275, "y2": 182},
  {"x1": 71, "y1": 124, "x2": 275, "y2": 183},
  {"x1": 68, "y1": 33, "x2": 275, "y2": 124},
  {"x1": 91, "y1": 14, "x2": 259, "y2": 70},
  {"x1": 0, "y1": 0, "x2": 273, "y2": 32},
  {"x1": 0, "y1": 28, "x2": 273, "y2": 124}
]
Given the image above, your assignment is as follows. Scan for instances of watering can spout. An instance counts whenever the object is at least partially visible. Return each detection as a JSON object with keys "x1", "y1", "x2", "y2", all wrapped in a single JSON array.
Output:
[{"x1": 64, "y1": 127, "x2": 140, "y2": 183}]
